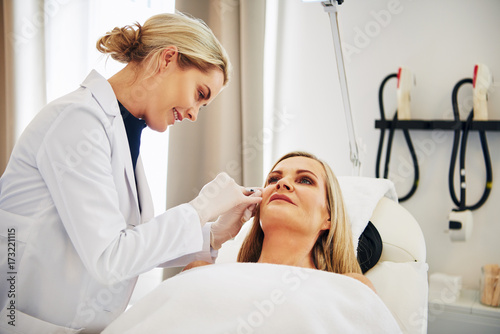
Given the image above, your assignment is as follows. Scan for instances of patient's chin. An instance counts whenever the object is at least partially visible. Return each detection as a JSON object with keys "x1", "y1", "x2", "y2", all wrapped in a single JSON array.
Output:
[{"x1": 260, "y1": 204, "x2": 293, "y2": 221}]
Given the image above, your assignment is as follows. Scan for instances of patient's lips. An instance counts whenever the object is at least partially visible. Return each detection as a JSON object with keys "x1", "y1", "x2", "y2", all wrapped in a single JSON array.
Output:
[{"x1": 269, "y1": 193, "x2": 295, "y2": 205}]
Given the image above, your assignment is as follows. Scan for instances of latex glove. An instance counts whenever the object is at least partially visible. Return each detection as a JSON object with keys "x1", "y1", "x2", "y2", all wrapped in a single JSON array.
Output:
[
  {"x1": 189, "y1": 173, "x2": 262, "y2": 225},
  {"x1": 210, "y1": 188, "x2": 263, "y2": 250}
]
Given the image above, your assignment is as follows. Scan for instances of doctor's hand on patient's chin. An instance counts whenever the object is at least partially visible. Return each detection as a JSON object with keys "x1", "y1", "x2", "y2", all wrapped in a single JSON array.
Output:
[
  {"x1": 189, "y1": 172, "x2": 262, "y2": 226},
  {"x1": 210, "y1": 188, "x2": 262, "y2": 250}
]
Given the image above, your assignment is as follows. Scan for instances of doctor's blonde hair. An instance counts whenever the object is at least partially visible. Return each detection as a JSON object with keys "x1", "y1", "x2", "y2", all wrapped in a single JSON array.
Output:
[
  {"x1": 237, "y1": 151, "x2": 362, "y2": 275},
  {"x1": 96, "y1": 12, "x2": 231, "y2": 85}
]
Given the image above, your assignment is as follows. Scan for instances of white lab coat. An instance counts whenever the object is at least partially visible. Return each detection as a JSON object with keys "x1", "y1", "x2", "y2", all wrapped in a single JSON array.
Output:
[{"x1": 0, "y1": 70, "x2": 213, "y2": 333}]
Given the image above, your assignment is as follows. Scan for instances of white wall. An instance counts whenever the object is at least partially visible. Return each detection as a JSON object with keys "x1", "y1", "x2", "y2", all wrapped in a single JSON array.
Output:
[{"x1": 271, "y1": 0, "x2": 500, "y2": 289}]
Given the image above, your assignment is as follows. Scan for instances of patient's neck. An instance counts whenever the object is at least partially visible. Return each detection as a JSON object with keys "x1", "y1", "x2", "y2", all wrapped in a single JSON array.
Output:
[{"x1": 258, "y1": 230, "x2": 317, "y2": 269}]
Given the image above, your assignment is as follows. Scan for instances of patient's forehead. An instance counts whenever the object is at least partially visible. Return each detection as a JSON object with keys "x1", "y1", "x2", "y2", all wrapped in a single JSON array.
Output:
[{"x1": 271, "y1": 156, "x2": 326, "y2": 179}]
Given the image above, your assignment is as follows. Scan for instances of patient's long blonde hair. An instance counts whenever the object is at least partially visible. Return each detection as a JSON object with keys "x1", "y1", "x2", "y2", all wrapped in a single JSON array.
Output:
[{"x1": 237, "y1": 151, "x2": 362, "y2": 274}]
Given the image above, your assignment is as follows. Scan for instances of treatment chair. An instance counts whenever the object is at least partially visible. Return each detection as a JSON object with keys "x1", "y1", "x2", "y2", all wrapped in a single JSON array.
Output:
[{"x1": 216, "y1": 176, "x2": 429, "y2": 334}]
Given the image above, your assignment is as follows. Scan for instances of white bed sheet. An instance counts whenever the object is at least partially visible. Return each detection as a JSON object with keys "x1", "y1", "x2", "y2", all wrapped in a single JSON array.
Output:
[{"x1": 103, "y1": 263, "x2": 402, "y2": 334}]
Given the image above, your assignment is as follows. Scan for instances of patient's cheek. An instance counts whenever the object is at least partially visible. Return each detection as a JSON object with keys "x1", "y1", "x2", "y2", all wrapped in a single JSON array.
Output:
[
  {"x1": 261, "y1": 185, "x2": 273, "y2": 205},
  {"x1": 260, "y1": 185, "x2": 282, "y2": 223}
]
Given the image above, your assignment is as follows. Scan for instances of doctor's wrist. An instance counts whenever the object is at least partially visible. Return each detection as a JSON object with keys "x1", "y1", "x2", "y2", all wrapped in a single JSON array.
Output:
[{"x1": 188, "y1": 201, "x2": 209, "y2": 227}]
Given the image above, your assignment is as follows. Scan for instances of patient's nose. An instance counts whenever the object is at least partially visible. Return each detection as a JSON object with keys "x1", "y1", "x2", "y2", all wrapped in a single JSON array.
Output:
[{"x1": 276, "y1": 179, "x2": 292, "y2": 191}]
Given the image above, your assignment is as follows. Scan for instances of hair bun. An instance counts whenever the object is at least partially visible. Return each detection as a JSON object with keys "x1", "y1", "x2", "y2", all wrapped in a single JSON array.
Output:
[
  {"x1": 96, "y1": 22, "x2": 143, "y2": 63},
  {"x1": 95, "y1": 13, "x2": 230, "y2": 85}
]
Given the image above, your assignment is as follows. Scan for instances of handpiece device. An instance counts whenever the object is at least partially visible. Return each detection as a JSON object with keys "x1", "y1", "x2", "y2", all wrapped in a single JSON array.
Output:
[
  {"x1": 473, "y1": 63, "x2": 492, "y2": 121},
  {"x1": 396, "y1": 67, "x2": 415, "y2": 120}
]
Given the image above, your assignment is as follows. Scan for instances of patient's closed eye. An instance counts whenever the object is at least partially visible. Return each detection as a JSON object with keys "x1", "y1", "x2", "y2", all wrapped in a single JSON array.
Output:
[
  {"x1": 267, "y1": 176, "x2": 314, "y2": 185},
  {"x1": 267, "y1": 176, "x2": 280, "y2": 184}
]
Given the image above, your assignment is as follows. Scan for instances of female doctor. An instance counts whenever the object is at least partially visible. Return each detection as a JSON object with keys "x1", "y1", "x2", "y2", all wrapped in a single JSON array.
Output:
[{"x1": 0, "y1": 13, "x2": 261, "y2": 334}]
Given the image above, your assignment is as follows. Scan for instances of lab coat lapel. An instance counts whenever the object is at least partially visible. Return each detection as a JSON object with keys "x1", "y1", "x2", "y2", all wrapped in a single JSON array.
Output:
[
  {"x1": 81, "y1": 70, "x2": 119, "y2": 117},
  {"x1": 81, "y1": 70, "x2": 142, "y2": 224},
  {"x1": 135, "y1": 156, "x2": 155, "y2": 223}
]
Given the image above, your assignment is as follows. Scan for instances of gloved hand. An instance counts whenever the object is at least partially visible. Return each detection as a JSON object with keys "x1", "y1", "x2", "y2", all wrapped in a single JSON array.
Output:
[
  {"x1": 189, "y1": 173, "x2": 262, "y2": 226},
  {"x1": 210, "y1": 188, "x2": 263, "y2": 250}
]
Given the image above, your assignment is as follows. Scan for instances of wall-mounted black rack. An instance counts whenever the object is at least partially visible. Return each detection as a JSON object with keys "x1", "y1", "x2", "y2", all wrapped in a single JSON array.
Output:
[{"x1": 375, "y1": 120, "x2": 500, "y2": 132}]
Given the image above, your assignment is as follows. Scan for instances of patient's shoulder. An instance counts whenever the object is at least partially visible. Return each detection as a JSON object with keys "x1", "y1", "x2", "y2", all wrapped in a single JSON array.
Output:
[
  {"x1": 182, "y1": 260, "x2": 212, "y2": 272},
  {"x1": 343, "y1": 272, "x2": 377, "y2": 293}
]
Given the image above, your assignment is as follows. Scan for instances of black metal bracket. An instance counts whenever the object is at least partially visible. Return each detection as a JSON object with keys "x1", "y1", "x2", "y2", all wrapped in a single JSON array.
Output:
[{"x1": 375, "y1": 120, "x2": 500, "y2": 131}]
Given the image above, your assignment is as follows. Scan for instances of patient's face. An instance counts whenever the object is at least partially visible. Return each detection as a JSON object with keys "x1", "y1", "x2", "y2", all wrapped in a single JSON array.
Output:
[{"x1": 260, "y1": 156, "x2": 330, "y2": 238}]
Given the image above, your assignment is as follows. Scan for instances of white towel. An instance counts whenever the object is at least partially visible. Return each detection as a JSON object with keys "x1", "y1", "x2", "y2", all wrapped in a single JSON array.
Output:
[
  {"x1": 103, "y1": 263, "x2": 402, "y2": 334},
  {"x1": 337, "y1": 176, "x2": 398, "y2": 247}
]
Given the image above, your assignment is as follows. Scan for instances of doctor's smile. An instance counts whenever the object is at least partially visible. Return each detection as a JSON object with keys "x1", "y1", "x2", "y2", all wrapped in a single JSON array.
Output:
[
  {"x1": 173, "y1": 108, "x2": 182, "y2": 122},
  {"x1": 167, "y1": 78, "x2": 218, "y2": 126}
]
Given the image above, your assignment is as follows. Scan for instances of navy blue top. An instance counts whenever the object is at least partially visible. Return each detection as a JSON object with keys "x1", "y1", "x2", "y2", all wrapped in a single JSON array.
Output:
[{"x1": 118, "y1": 101, "x2": 146, "y2": 170}]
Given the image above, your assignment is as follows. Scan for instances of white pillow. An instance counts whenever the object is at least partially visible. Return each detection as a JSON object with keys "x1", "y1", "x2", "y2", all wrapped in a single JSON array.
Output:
[
  {"x1": 366, "y1": 261, "x2": 429, "y2": 334},
  {"x1": 337, "y1": 176, "x2": 397, "y2": 248}
]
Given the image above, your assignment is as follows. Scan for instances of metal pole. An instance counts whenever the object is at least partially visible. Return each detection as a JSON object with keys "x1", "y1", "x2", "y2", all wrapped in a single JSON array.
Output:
[{"x1": 322, "y1": 1, "x2": 360, "y2": 175}]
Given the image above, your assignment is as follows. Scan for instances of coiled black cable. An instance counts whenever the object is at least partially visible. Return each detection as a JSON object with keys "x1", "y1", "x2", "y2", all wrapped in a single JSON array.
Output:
[
  {"x1": 376, "y1": 73, "x2": 419, "y2": 202},
  {"x1": 449, "y1": 78, "x2": 492, "y2": 211}
]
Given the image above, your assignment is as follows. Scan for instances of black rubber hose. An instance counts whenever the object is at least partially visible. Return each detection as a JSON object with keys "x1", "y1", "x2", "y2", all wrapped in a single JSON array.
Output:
[
  {"x1": 399, "y1": 128, "x2": 419, "y2": 202},
  {"x1": 449, "y1": 78, "x2": 493, "y2": 211},
  {"x1": 377, "y1": 73, "x2": 419, "y2": 202},
  {"x1": 469, "y1": 130, "x2": 493, "y2": 210},
  {"x1": 383, "y1": 112, "x2": 397, "y2": 179},
  {"x1": 449, "y1": 78, "x2": 471, "y2": 207},
  {"x1": 376, "y1": 74, "x2": 397, "y2": 178},
  {"x1": 458, "y1": 112, "x2": 474, "y2": 210}
]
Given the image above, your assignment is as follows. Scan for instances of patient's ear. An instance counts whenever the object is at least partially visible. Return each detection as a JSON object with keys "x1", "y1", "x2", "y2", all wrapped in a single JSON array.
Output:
[{"x1": 321, "y1": 217, "x2": 331, "y2": 231}]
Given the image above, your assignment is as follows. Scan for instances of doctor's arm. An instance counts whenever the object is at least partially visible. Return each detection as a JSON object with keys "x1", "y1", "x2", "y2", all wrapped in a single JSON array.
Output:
[{"x1": 37, "y1": 106, "x2": 214, "y2": 284}]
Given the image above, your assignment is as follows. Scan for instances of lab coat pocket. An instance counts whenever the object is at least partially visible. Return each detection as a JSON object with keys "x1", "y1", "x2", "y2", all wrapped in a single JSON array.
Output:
[
  {"x1": 0, "y1": 306, "x2": 83, "y2": 334},
  {"x1": 0, "y1": 209, "x2": 34, "y2": 309}
]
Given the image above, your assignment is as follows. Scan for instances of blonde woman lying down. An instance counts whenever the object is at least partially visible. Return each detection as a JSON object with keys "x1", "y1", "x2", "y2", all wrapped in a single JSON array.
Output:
[
  {"x1": 185, "y1": 151, "x2": 374, "y2": 290},
  {"x1": 103, "y1": 152, "x2": 401, "y2": 334}
]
